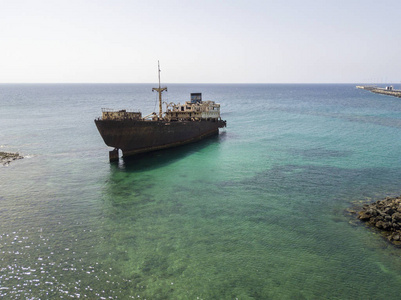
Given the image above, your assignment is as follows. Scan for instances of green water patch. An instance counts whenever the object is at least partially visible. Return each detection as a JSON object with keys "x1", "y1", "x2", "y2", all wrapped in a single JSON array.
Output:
[
  {"x1": 3, "y1": 148, "x2": 401, "y2": 298},
  {"x1": 84, "y1": 161, "x2": 401, "y2": 299}
]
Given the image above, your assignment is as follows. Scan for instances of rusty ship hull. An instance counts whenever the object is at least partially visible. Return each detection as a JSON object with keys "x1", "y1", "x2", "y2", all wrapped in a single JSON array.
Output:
[{"x1": 95, "y1": 118, "x2": 226, "y2": 157}]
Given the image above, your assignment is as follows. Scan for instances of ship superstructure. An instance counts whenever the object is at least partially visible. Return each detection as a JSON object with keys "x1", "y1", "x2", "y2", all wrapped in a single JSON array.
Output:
[{"x1": 164, "y1": 93, "x2": 221, "y2": 121}]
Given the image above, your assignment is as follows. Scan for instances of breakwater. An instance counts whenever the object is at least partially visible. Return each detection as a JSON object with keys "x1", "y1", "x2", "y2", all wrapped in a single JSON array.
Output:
[
  {"x1": 0, "y1": 151, "x2": 23, "y2": 165},
  {"x1": 358, "y1": 196, "x2": 401, "y2": 246},
  {"x1": 357, "y1": 85, "x2": 401, "y2": 98}
]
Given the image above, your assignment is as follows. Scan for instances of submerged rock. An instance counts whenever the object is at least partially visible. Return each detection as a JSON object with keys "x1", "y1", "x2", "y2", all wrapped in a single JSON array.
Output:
[
  {"x1": 0, "y1": 151, "x2": 23, "y2": 165},
  {"x1": 358, "y1": 196, "x2": 401, "y2": 246}
]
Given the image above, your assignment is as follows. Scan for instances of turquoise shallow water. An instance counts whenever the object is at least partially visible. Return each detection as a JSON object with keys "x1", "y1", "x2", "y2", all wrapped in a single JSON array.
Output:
[{"x1": 1, "y1": 84, "x2": 401, "y2": 299}]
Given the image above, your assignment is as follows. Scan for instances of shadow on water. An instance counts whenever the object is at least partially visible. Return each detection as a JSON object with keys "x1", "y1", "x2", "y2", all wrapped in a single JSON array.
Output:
[{"x1": 112, "y1": 132, "x2": 227, "y2": 172}]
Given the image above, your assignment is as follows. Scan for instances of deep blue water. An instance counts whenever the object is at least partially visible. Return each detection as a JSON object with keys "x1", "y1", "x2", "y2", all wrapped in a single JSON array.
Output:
[{"x1": 1, "y1": 84, "x2": 401, "y2": 299}]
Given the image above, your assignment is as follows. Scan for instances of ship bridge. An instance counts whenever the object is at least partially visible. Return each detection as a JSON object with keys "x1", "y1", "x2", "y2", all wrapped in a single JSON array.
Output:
[{"x1": 166, "y1": 93, "x2": 221, "y2": 121}]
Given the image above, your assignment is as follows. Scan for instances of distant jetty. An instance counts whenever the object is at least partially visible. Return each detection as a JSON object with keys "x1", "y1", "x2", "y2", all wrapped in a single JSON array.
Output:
[
  {"x1": 357, "y1": 85, "x2": 401, "y2": 98},
  {"x1": 0, "y1": 152, "x2": 23, "y2": 165}
]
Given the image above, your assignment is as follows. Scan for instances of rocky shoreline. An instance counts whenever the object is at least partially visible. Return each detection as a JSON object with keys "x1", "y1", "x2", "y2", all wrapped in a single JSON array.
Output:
[
  {"x1": 0, "y1": 151, "x2": 23, "y2": 165},
  {"x1": 358, "y1": 196, "x2": 401, "y2": 246}
]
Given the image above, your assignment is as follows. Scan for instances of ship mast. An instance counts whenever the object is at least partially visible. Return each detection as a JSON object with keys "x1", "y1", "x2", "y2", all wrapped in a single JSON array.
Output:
[{"x1": 152, "y1": 61, "x2": 167, "y2": 119}]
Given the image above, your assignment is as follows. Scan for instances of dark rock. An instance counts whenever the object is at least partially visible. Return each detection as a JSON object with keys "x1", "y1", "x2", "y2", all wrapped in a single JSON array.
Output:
[
  {"x1": 374, "y1": 215, "x2": 383, "y2": 221},
  {"x1": 358, "y1": 211, "x2": 371, "y2": 220},
  {"x1": 392, "y1": 212, "x2": 401, "y2": 222},
  {"x1": 364, "y1": 208, "x2": 377, "y2": 217},
  {"x1": 384, "y1": 207, "x2": 395, "y2": 215},
  {"x1": 375, "y1": 220, "x2": 391, "y2": 230}
]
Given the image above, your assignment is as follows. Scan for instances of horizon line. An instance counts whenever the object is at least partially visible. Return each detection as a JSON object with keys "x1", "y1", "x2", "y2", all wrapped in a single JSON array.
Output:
[{"x1": 0, "y1": 82, "x2": 397, "y2": 85}]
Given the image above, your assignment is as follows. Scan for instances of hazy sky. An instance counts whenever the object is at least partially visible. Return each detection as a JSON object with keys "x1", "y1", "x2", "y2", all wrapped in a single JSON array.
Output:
[{"x1": 1, "y1": 0, "x2": 401, "y2": 83}]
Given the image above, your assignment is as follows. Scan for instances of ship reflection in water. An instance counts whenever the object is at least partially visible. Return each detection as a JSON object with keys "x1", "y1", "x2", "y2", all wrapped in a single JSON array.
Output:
[
  {"x1": 114, "y1": 131, "x2": 227, "y2": 172},
  {"x1": 95, "y1": 62, "x2": 226, "y2": 162}
]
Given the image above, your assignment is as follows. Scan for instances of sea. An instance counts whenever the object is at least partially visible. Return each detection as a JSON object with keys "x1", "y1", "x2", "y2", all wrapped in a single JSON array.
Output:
[{"x1": 1, "y1": 83, "x2": 401, "y2": 299}]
